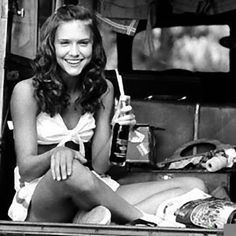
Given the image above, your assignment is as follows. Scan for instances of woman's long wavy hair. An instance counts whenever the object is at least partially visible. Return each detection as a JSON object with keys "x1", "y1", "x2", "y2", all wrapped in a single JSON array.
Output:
[{"x1": 32, "y1": 4, "x2": 107, "y2": 116}]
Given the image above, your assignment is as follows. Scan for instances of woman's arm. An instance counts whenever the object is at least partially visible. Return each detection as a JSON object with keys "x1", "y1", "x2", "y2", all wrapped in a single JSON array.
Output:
[
  {"x1": 11, "y1": 79, "x2": 52, "y2": 182},
  {"x1": 91, "y1": 79, "x2": 114, "y2": 174},
  {"x1": 91, "y1": 79, "x2": 136, "y2": 174},
  {"x1": 12, "y1": 79, "x2": 88, "y2": 182}
]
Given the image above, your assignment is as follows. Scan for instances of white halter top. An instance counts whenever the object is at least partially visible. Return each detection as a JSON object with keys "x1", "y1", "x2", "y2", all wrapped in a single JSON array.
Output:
[{"x1": 36, "y1": 112, "x2": 96, "y2": 156}]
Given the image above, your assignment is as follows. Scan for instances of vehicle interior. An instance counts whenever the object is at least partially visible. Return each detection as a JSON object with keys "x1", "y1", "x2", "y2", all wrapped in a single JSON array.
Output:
[{"x1": 1, "y1": 0, "x2": 236, "y2": 235}]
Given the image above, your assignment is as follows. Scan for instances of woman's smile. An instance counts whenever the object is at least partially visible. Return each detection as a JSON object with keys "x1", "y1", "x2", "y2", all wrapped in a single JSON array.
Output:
[{"x1": 65, "y1": 58, "x2": 83, "y2": 66}]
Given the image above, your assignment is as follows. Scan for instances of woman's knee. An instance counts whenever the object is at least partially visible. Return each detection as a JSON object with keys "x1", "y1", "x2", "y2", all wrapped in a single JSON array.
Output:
[
  {"x1": 65, "y1": 160, "x2": 97, "y2": 192},
  {"x1": 180, "y1": 176, "x2": 208, "y2": 193}
]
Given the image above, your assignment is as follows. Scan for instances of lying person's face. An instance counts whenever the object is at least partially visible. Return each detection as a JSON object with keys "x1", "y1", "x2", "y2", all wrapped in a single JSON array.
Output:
[{"x1": 54, "y1": 20, "x2": 93, "y2": 77}]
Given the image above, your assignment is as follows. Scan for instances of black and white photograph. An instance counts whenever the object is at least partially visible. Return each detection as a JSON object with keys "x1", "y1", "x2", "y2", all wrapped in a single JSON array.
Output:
[{"x1": 1, "y1": 0, "x2": 236, "y2": 235}]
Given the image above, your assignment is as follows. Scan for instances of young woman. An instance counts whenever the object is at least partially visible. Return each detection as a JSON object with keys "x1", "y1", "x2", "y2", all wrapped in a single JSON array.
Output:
[{"x1": 8, "y1": 4, "x2": 207, "y2": 225}]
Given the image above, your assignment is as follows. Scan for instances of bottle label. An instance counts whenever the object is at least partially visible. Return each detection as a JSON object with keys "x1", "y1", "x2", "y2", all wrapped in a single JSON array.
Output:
[
  {"x1": 113, "y1": 138, "x2": 128, "y2": 157},
  {"x1": 110, "y1": 131, "x2": 129, "y2": 165}
]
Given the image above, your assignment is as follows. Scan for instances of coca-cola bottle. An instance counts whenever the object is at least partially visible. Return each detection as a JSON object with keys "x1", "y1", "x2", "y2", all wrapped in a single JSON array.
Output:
[{"x1": 110, "y1": 95, "x2": 131, "y2": 166}]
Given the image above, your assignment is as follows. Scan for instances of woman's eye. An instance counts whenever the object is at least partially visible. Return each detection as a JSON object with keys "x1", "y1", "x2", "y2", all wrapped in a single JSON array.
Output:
[
  {"x1": 60, "y1": 41, "x2": 69, "y2": 46},
  {"x1": 79, "y1": 41, "x2": 89, "y2": 46}
]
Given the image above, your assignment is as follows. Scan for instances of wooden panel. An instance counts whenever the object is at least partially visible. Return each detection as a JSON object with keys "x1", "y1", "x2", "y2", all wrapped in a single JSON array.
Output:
[
  {"x1": 131, "y1": 100, "x2": 195, "y2": 162},
  {"x1": 199, "y1": 104, "x2": 236, "y2": 146},
  {"x1": 132, "y1": 100, "x2": 236, "y2": 163}
]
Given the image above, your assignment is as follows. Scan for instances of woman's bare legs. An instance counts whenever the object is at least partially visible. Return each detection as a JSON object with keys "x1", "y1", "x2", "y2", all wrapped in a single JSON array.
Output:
[
  {"x1": 117, "y1": 177, "x2": 207, "y2": 215},
  {"x1": 27, "y1": 159, "x2": 207, "y2": 223},
  {"x1": 27, "y1": 160, "x2": 142, "y2": 223}
]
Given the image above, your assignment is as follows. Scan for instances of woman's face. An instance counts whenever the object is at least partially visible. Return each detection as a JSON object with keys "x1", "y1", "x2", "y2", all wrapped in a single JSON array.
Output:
[{"x1": 54, "y1": 20, "x2": 93, "y2": 77}]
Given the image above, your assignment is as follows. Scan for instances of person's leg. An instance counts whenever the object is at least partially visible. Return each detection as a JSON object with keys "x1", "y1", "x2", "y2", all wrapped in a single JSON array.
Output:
[
  {"x1": 117, "y1": 176, "x2": 207, "y2": 215},
  {"x1": 27, "y1": 160, "x2": 142, "y2": 223}
]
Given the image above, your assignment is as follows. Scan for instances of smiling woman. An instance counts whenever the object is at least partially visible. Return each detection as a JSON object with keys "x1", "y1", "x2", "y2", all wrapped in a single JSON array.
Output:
[{"x1": 7, "y1": 4, "x2": 207, "y2": 226}]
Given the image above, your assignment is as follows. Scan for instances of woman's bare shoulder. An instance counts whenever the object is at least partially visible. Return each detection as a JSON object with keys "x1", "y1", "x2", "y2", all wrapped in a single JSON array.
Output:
[
  {"x1": 12, "y1": 78, "x2": 35, "y2": 98},
  {"x1": 11, "y1": 78, "x2": 37, "y2": 110}
]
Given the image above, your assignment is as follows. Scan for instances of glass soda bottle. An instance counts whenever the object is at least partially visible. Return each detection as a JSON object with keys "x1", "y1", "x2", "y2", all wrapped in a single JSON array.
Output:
[{"x1": 110, "y1": 95, "x2": 131, "y2": 166}]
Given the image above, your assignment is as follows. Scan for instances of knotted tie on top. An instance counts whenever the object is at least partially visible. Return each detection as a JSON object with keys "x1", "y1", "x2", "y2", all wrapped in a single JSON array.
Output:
[{"x1": 37, "y1": 112, "x2": 96, "y2": 157}]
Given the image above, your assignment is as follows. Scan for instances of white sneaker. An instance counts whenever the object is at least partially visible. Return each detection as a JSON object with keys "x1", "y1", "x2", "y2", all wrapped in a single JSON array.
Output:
[{"x1": 73, "y1": 205, "x2": 111, "y2": 225}]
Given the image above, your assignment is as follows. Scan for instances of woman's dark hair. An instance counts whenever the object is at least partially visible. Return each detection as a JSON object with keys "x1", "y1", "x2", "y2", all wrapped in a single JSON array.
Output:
[{"x1": 32, "y1": 4, "x2": 107, "y2": 116}]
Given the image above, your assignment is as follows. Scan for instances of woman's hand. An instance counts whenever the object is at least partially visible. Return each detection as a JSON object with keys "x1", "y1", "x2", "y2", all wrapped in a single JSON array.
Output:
[
  {"x1": 112, "y1": 102, "x2": 136, "y2": 127},
  {"x1": 50, "y1": 146, "x2": 87, "y2": 181}
]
